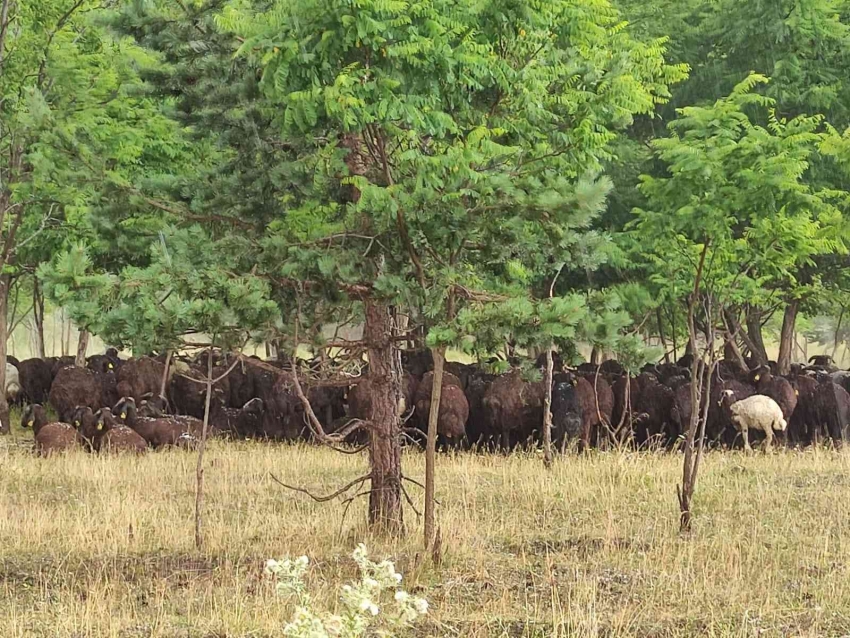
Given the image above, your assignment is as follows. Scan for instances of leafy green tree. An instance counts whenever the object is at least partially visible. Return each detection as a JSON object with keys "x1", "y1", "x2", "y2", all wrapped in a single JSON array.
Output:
[
  {"x1": 0, "y1": 0, "x2": 189, "y2": 431},
  {"x1": 632, "y1": 75, "x2": 847, "y2": 528}
]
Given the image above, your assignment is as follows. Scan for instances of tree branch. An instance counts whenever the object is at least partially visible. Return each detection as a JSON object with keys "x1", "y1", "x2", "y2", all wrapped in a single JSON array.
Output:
[{"x1": 269, "y1": 472, "x2": 370, "y2": 503}]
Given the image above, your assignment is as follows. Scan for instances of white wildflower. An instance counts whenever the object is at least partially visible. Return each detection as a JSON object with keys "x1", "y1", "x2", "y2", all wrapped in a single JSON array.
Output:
[
  {"x1": 394, "y1": 590, "x2": 410, "y2": 603},
  {"x1": 414, "y1": 598, "x2": 429, "y2": 615},
  {"x1": 265, "y1": 559, "x2": 282, "y2": 575}
]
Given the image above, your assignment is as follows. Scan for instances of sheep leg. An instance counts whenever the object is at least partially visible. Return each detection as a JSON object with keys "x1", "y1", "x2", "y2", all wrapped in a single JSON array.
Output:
[
  {"x1": 763, "y1": 426, "x2": 773, "y2": 452},
  {"x1": 742, "y1": 424, "x2": 752, "y2": 452}
]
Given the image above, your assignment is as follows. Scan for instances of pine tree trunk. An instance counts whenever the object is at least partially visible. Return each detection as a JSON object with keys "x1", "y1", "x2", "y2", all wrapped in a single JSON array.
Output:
[
  {"x1": 363, "y1": 300, "x2": 403, "y2": 534},
  {"x1": 0, "y1": 276, "x2": 9, "y2": 435},
  {"x1": 32, "y1": 278, "x2": 45, "y2": 359},
  {"x1": 424, "y1": 346, "x2": 444, "y2": 549},
  {"x1": 777, "y1": 300, "x2": 799, "y2": 376},
  {"x1": 745, "y1": 308, "x2": 768, "y2": 365},
  {"x1": 75, "y1": 329, "x2": 89, "y2": 367}
]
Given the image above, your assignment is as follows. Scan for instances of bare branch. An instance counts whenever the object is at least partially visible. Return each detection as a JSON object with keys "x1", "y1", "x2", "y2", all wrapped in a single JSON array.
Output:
[{"x1": 269, "y1": 473, "x2": 370, "y2": 503}]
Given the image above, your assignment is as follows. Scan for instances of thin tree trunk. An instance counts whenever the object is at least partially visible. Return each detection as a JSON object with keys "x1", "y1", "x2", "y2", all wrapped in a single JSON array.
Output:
[
  {"x1": 75, "y1": 329, "x2": 89, "y2": 367},
  {"x1": 0, "y1": 275, "x2": 9, "y2": 434},
  {"x1": 195, "y1": 345, "x2": 214, "y2": 549},
  {"x1": 776, "y1": 300, "x2": 799, "y2": 375},
  {"x1": 424, "y1": 346, "x2": 445, "y2": 549},
  {"x1": 670, "y1": 304, "x2": 679, "y2": 361},
  {"x1": 678, "y1": 243, "x2": 709, "y2": 532},
  {"x1": 159, "y1": 350, "x2": 173, "y2": 399},
  {"x1": 363, "y1": 300, "x2": 403, "y2": 534},
  {"x1": 745, "y1": 307, "x2": 768, "y2": 365},
  {"x1": 542, "y1": 346, "x2": 554, "y2": 468},
  {"x1": 32, "y1": 278, "x2": 45, "y2": 359},
  {"x1": 590, "y1": 346, "x2": 599, "y2": 365},
  {"x1": 833, "y1": 306, "x2": 845, "y2": 359},
  {"x1": 657, "y1": 308, "x2": 670, "y2": 363}
]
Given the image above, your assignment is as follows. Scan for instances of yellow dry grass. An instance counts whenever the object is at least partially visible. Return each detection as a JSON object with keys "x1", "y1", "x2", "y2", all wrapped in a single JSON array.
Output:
[{"x1": 2, "y1": 421, "x2": 850, "y2": 637}]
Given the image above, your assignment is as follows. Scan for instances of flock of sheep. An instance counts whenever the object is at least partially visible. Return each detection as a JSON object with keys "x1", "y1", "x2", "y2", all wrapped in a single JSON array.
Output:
[{"x1": 9, "y1": 348, "x2": 850, "y2": 455}]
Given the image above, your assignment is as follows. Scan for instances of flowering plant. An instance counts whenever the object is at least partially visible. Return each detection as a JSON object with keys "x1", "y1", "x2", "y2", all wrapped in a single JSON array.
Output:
[{"x1": 265, "y1": 544, "x2": 428, "y2": 637}]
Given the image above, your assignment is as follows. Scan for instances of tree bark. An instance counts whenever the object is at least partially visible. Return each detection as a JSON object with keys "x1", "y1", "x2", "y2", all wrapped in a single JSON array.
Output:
[
  {"x1": 32, "y1": 278, "x2": 45, "y2": 359},
  {"x1": 195, "y1": 346, "x2": 214, "y2": 549},
  {"x1": 0, "y1": 275, "x2": 9, "y2": 434},
  {"x1": 424, "y1": 346, "x2": 444, "y2": 549},
  {"x1": 363, "y1": 300, "x2": 403, "y2": 534},
  {"x1": 776, "y1": 300, "x2": 799, "y2": 375},
  {"x1": 745, "y1": 307, "x2": 769, "y2": 365},
  {"x1": 75, "y1": 329, "x2": 89, "y2": 367},
  {"x1": 542, "y1": 346, "x2": 554, "y2": 468}
]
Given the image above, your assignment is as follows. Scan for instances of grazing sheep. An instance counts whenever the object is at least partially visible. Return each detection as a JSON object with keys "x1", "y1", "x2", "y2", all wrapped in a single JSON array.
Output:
[
  {"x1": 464, "y1": 372, "x2": 496, "y2": 448},
  {"x1": 611, "y1": 376, "x2": 640, "y2": 432},
  {"x1": 93, "y1": 408, "x2": 148, "y2": 454},
  {"x1": 482, "y1": 370, "x2": 545, "y2": 451},
  {"x1": 726, "y1": 394, "x2": 787, "y2": 452},
  {"x1": 787, "y1": 375, "x2": 818, "y2": 445},
  {"x1": 48, "y1": 366, "x2": 102, "y2": 422},
  {"x1": 413, "y1": 376, "x2": 469, "y2": 444},
  {"x1": 633, "y1": 375, "x2": 675, "y2": 446},
  {"x1": 551, "y1": 372, "x2": 583, "y2": 448},
  {"x1": 17, "y1": 358, "x2": 53, "y2": 405},
  {"x1": 710, "y1": 379, "x2": 756, "y2": 445},
  {"x1": 22, "y1": 404, "x2": 77, "y2": 456},
  {"x1": 811, "y1": 374, "x2": 850, "y2": 446}
]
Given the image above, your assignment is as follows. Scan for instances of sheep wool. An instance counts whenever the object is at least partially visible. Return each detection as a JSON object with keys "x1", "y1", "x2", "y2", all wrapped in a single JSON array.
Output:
[{"x1": 728, "y1": 394, "x2": 787, "y2": 451}]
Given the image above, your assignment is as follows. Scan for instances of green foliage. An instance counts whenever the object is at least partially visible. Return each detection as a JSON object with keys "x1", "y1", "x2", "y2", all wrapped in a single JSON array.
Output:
[
  {"x1": 41, "y1": 231, "x2": 279, "y2": 354},
  {"x1": 631, "y1": 76, "x2": 848, "y2": 311}
]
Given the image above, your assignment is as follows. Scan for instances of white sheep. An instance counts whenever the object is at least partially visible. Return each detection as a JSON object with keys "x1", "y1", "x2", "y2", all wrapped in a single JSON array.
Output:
[
  {"x1": 725, "y1": 393, "x2": 787, "y2": 451},
  {"x1": 5, "y1": 363, "x2": 21, "y2": 404}
]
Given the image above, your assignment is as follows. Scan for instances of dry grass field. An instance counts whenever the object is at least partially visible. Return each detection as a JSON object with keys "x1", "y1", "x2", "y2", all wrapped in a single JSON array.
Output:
[{"x1": 3, "y1": 418, "x2": 850, "y2": 637}]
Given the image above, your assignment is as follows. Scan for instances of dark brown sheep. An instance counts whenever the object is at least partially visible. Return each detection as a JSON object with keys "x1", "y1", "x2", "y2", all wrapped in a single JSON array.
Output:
[
  {"x1": 670, "y1": 382, "x2": 693, "y2": 442},
  {"x1": 114, "y1": 397, "x2": 201, "y2": 448},
  {"x1": 169, "y1": 365, "x2": 229, "y2": 419},
  {"x1": 632, "y1": 375, "x2": 675, "y2": 446},
  {"x1": 22, "y1": 404, "x2": 77, "y2": 456},
  {"x1": 93, "y1": 408, "x2": 148, "y2": 453},
  {"x1": 482, "y1": 371, "x2": 545, "y2": 451},
  {"x1": 17, "y1": 358, "x2": 54, "y2": 405},
  {"x1": 750, "y1": 366, "x2": 797, "y2": 422},
  {"x1": 812, "y1": 375, "x2": 850, "y2": 446},
  {"x1": 116, "y1": 356, "x2": 166, "y2": 402},
  {"x1": 48, "y1": 366, "x2": 101, "y2": 423},
  {"x1": 611, "y1": 376, "x2": 640, "y2": 432},
  {"x1": 788, "y1": 374, "x2": 818, "y2": 445},
  {"x1": 413, "y1": 374, "x2": 469, "y2": 443},
  {"x1": 72, "y1": 406, "x2": 98, "y2": 451},
  {"x1": 464, "y1": 373, "x2": 496, "y2": 447}
]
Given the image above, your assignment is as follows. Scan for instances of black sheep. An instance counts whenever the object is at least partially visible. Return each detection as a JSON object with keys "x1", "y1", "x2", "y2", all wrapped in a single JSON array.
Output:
[
  {"x1": 551, "y1": 372, "x2": 582, "y2": 448},
  {"x1": 116, "y1": 356, "x2": 166, "y2": 402},
  {"x1": 812, "y1": 374, "x2": 850, "y2": 446},
  {"x1": 482, "y1": 371, "x2": 545, "y2": 451},
  {"x1": 17, "y1": 358, "x2": 53, "y2": 405},
  {"x1": 749, "y1": 365, "x2": 797, "y2": 422}
]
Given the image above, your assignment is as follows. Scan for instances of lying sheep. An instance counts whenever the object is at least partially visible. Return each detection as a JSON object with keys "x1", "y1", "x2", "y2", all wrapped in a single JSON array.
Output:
[
  {"x1": 93, "y1": 407, "x2": 148, "y2": 454},
  {"x1": 726, "y1": 393, "x2": 787, "y2": 452},
  {"x1": 22, "y1": 404, "x2": 77, "y2": 456}
]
